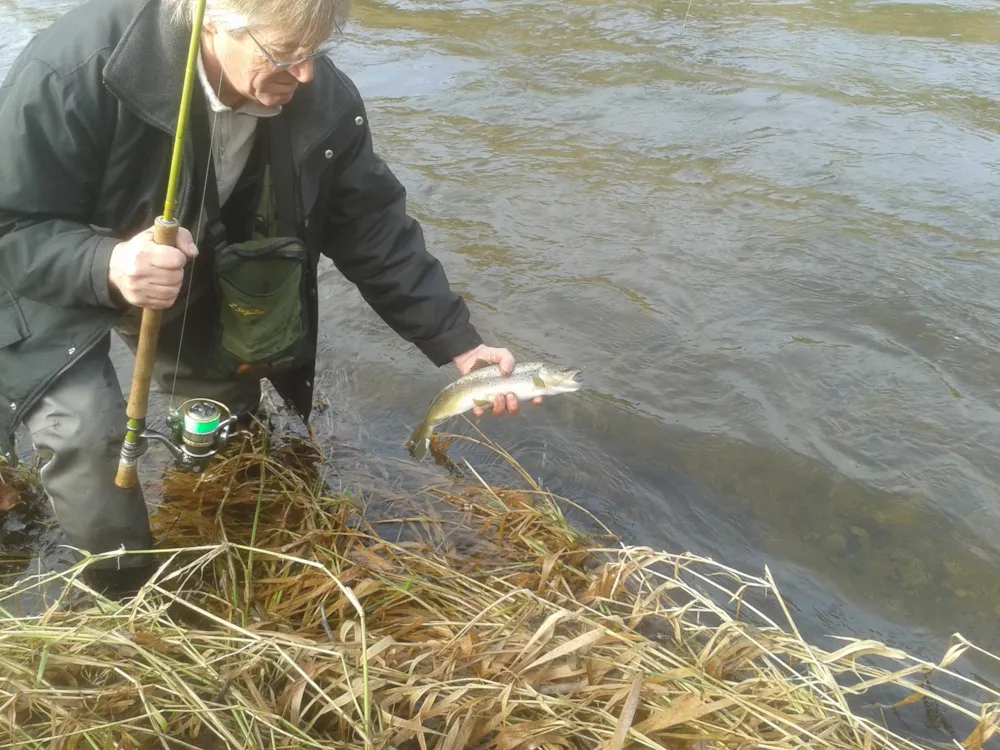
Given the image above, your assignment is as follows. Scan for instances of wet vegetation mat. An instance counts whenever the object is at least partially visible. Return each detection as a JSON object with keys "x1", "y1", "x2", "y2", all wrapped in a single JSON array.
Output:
[
  {"x1": 0, "y1": 423, "x2": 998, "y2": 749},
  {"x1": 0, "y1": 457, "x2": 48, "y2": 588}
]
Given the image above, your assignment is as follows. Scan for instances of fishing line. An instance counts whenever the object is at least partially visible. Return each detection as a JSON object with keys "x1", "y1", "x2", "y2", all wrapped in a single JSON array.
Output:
[
  {"x1": 681, "y1": 0, "x2": 694, "y2": 34},
  {"x1": 168, "y1": 56, "x2": 225, "y2": 412}
]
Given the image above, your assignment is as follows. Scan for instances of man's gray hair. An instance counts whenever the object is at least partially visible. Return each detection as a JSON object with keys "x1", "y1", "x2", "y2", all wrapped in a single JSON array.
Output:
[{"x1": 163, "y1": 0, "x2": 351, "y2": 46}]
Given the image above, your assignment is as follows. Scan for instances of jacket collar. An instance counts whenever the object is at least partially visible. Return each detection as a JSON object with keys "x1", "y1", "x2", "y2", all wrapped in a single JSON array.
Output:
[
  {"x1": 102, "y1": 0, "x2": 338, "y2": 170},
  {"x1": 102, "y1": 0, "x2": 192, "y2": 136}
]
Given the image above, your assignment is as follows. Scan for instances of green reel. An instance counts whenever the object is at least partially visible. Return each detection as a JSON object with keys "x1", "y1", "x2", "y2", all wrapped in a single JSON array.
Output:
[{"x1": 139, "y1": 398, "x2": 238, "y2": 473}]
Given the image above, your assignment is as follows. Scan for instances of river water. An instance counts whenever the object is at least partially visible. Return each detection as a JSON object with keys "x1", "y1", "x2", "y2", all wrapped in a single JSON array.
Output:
[{"x1": 3, "y1": 0, "x2": 1000, "y2": 708}]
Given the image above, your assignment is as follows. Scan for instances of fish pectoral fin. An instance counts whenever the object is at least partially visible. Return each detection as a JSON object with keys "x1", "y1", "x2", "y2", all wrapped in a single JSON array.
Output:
[
  {"x1": 533, "y1": 374, "x2": 546, "y2": 389},
  {"x1": 408, "y1": 421, "x2": 433, "y2": 461},
  {"x1": 472, "y1": 398, "x2": 492, "y2": 408},
  {"x1": 410, "y1": 438, "x2": 428, "y2": 461}
]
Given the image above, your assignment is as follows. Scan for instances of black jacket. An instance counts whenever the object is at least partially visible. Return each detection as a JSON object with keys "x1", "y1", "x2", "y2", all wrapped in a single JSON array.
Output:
[{"x1": 0, "y1": 0, "x2": 483, "y2": 464}]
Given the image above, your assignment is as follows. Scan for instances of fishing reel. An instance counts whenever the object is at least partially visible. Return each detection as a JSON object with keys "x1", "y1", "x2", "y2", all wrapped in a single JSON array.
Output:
[{"x1": 138, "y1": 398, "x2": 239, "y2": 474}]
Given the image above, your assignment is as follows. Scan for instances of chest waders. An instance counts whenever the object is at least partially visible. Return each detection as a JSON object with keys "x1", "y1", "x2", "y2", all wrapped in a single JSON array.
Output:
[{"x1": 115, "y1": 16, "x2": 313, "y2": 481}]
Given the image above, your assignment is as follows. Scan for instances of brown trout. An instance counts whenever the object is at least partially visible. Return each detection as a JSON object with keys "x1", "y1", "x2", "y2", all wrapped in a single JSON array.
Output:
[{"x1": 407, "y1": 362, "x2": 583, "y2": 460}]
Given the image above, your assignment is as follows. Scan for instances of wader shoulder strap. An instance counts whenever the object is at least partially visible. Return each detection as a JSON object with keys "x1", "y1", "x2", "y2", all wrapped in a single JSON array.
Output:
[{"x1": 267, "y1": 115, "x2": 301, "y2": 238}]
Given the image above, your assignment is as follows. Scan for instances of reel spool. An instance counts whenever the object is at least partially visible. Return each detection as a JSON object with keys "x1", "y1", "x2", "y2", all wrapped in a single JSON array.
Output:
[{"x1": 137, "y1": 398, "x2": 238, "y2": 473}]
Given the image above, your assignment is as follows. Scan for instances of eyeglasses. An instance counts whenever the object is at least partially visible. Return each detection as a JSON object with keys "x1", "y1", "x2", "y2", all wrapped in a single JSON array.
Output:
[{"x1": 245, "y1": 28, "x2": 341, "y2": 71}]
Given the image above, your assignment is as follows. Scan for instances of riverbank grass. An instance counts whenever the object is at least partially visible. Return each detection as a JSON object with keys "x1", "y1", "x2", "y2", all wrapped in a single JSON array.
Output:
[{"x1": 1, "y1": 424, "x2": 998, "y2": 749}]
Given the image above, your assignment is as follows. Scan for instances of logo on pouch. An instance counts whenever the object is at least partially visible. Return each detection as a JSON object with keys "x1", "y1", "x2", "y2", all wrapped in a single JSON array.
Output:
[{"x1": 229, "y1": 302, "x2": 264, "y2": 317}]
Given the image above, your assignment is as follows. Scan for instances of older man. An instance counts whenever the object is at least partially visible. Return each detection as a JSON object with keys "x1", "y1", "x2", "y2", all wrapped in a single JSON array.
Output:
[{"x1": 0, "y1": 0, "x2": 537, "y2": 597}]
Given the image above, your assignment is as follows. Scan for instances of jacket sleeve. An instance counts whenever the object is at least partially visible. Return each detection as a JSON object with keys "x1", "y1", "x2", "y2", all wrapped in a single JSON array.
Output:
[
  {"x1": 0, "y1": 57, "x2": 122, "y2": 310},
  {"x1": 321, "y1": 100, "x2": 484, "y2": 367}
]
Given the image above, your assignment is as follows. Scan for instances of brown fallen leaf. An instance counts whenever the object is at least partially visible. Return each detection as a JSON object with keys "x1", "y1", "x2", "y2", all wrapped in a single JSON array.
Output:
[{"x1": 0, "y1": 484, "x2": 21, "y2": 512}]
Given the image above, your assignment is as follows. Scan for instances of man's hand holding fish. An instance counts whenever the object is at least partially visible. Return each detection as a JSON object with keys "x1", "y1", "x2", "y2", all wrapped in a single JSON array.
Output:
[
  {"x1": 452, "y1": 344, "x2": 546, "y2": 419},
  {"x1": 410, "y1": 351, "x2": 583, "y2": 461}
]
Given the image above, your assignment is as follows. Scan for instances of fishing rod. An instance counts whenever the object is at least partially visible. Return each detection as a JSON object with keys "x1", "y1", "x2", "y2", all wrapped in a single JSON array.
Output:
[{"x1": 114, "y1": 0, "x2": 236, "y2": 488}]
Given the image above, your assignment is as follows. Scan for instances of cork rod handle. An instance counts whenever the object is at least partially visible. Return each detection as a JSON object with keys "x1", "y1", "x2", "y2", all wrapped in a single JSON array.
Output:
[{"x1": 114, "y1": 217, "x2": 177, "y2": 488}]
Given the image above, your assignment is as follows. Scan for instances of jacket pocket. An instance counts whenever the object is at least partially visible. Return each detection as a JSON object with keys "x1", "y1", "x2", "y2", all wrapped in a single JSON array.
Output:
[{"x1": 0, "y1": 285, "x2": 28, "y2": 349}]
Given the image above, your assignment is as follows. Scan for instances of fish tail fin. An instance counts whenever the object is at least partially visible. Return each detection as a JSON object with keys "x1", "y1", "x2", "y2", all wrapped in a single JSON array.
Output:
[{"x1": 408, "y1": 420, "x2": 433, "y2": 461}]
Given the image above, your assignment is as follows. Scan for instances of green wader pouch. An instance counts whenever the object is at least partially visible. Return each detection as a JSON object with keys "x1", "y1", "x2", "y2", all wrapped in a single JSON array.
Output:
[
  {"x1": 193, "y1": 108, "x2": 315, "y2": 381},
  {"x1": 203, "y1": 235, "x2": 313, "y2": 380}
]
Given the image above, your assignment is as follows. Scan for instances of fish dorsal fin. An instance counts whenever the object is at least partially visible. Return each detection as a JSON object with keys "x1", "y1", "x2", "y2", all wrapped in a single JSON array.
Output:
[{"x1": 533, "y1": 374, "x2": 546, "y2": 389}]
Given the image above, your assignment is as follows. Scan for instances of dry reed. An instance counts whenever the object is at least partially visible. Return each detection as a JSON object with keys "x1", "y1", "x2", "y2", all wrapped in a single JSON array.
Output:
[{"x1": 0, "y1": 423, "x2": 998, "y2": 750}]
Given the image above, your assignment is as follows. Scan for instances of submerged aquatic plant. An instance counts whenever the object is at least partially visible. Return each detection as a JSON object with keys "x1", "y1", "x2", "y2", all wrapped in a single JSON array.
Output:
[{"x1": 0, "y1": 423, "x2": 997, "y2": 749}]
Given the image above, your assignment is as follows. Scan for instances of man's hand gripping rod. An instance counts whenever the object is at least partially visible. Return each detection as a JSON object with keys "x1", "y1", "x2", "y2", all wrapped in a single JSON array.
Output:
[{"x1": 114, "y1": 0, "x2": 234, "y2": 487}]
